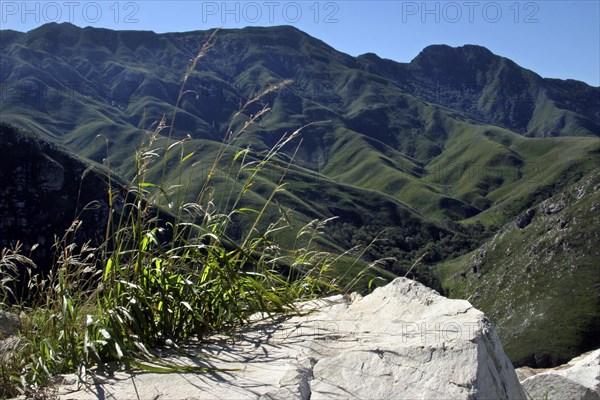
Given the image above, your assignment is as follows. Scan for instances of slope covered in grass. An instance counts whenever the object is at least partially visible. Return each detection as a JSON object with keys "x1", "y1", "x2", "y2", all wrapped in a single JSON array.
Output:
[
  {"x1": 2, "y1": 23, "x2": 599, "y2": 226},
  {"x1": 435, "y1": 168, "x2": 600, "y2": 367},
  {"x1": 2, "y1": 23, "x2": 600, "y2": 374}
]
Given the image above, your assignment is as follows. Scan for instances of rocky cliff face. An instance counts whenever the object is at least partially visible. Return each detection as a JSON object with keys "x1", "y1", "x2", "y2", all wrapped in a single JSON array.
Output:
[
  {"x1": 0, "y1": 123, "x2": 115, "y2": 275},
  {"x1": 56, "y1": 278, "x2": 526, "y2": 399},
  {"x1": 0, "y1": 123, "x2": 178, "y2": 301}
]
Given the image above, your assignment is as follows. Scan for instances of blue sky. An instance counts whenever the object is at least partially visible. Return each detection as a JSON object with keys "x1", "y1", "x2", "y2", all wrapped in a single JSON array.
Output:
[{"x1": 1, "y1": 1, "x2": 599, "y2": 86}]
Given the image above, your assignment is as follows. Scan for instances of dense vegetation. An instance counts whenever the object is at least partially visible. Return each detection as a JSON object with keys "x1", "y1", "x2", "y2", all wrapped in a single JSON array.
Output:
[
  {"x1": 2, "y1": 24, "x2": 599, "y2": 279},
  {"x1": 0, "y1": 37, "x2": 382, "y2": 396}
]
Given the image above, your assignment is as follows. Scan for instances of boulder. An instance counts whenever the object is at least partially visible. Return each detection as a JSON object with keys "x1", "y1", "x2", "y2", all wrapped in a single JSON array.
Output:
[
  {"x1": 515, "y1": 208, "x2": 535, "y2": 229},
  {"x1": 0, "y1": 310, "x2": 21, "y2": 362},
  {"x1": 520, "y1": 349, "x2": 600, "y2": 400},
  {"x1": 539, "y1": 199, "x2": 566, "y2": 215},
  {"x1": 57, "y1": 278, "x2": 525, "y2": 399},
  {"x1": 0, "y1": 310, "x2": 20, "y2": 339}
]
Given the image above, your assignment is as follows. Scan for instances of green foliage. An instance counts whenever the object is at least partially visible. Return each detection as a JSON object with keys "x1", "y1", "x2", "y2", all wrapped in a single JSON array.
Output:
[
  {"x1": 2, "y1": 23, "x2": 600, "y2": 386},
  {"x1": 0, "y1": 36, "x2": 355, "y2": 398},
  {"x1": 3, "y1": 24, "x2": 599, "y2": 231},
  {"x1": 435, "y1": 169, "x2": 600, "y2": 367}
]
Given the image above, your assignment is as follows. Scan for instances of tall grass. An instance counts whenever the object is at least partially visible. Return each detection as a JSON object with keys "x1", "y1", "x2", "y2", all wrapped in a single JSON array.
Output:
[{"x1": 0, "y1": 30, "x2": 352, "y2": 398}]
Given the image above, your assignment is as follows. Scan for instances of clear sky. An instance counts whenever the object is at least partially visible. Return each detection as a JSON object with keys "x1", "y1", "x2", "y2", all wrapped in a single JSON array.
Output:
[{"x1": 1, "y1": 1, "x2": 599, "y2": 86}]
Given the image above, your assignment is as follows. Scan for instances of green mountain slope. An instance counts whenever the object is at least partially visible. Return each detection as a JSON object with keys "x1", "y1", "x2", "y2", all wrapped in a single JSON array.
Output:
[
  {"x1": 358, "y1": 44, "x2": 600, "y2": 137},
  {"x1": 435, "y1": 168, "x2": 600, "y2": 367},
  {"x1": 1, "y1": 23, "x2": 600, "y2": 367},
  {"x1": 2, "y1": 24, "x2": 599, "y2": 228}
]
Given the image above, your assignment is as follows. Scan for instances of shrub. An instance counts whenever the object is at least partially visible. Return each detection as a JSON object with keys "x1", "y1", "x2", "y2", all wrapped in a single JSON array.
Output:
[{"x1": 0, "y1": 31, "x2": 344, "y2": 397}]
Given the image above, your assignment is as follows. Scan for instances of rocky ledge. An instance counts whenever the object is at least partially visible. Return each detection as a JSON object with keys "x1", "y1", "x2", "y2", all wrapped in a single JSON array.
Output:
[
  {"x1": 518, "y1": 349, "x2": 600, "y2": 400},
  {"x1": 56, "y1": 278, "x2": 525, "y2": 399}
]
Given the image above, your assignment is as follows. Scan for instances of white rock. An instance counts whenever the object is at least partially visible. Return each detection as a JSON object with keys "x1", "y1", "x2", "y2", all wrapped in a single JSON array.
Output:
[
  {"x1": 56, "y1": 278, "x2": 525, "y2": 399},
  {"x1": 520, "y1": 349, "x2": 600, "y2": 400}
]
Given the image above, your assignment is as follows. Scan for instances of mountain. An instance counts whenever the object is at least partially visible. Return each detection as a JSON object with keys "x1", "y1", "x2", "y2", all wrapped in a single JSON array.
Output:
[
  {"x1": 1, "y1": 24, "x2": 599, "y2": 228},
  {"x1": 359, "y1": 44, "x2": 600, "y2": 137},
  {"x1": 436, "y1": 167, "x2": 600, "y2": 367},
  {"x1": 1, "y1": 23, "x2": 599, "y2": 366}
]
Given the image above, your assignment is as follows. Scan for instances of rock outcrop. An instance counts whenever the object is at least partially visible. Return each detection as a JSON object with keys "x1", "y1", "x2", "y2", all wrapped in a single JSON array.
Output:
[
  {"x1": 0, "y1": 310, "x2": 20, "y2": 339},
  {"x1": 440, "y1": 168, "x2": 600, "y2": 367},
  {"x1": 57, "y1": 278, "x2": 525, "y2": 399},
  {"x1": 0, "y1": 310, "x2": 21, "y2": 366},
  {"x1": 515, "y1": 208, "x2": 535, "y2": 229},
  {"x1": 518, "y1": 349, "x2": 600, "y2": 400},
  {"x1": 0, "y1": 123, "x2": 116, "y2": 281}
]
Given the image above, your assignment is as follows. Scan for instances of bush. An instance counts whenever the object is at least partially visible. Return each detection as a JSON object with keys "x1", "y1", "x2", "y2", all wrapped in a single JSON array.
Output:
[{"x1": 0, "y1": 31, "x2": 343, "y2": 397}]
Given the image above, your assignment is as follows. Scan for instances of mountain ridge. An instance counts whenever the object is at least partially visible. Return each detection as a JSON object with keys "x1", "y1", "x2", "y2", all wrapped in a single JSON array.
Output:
[
  {"x1": 1, "y1": 22, "x2": 599, "y2": 367},
  {"x1": 2, "y1": 23, "x2": 599, "y2": 225},
  {"x1": 436, "y1": 166, "x2": 600, "y2": 367},
  {"x1": 2, "y1": 22, "x2": 599, "y2": 238}
]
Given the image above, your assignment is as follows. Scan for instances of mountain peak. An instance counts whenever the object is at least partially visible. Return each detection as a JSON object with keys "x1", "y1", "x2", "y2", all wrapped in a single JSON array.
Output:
[
  {"x1": 28, "y1": 21, "x2": 80, "y2": 33},
  {"x1": 411, "y1": 44, "x2": 496, "y2": 66},
  {"x1": 426, "y1": 44, "x2": 493, "y2": 54},
  {"x1": 1, "y1": 23, "x2": 598, "y2": 139}
]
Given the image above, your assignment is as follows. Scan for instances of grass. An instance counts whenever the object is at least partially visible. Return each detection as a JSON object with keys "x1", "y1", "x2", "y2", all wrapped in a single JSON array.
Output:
[
  {"x1": 434, "y1": 168, "x2": 600, "y2": 366},
  {"x1": 425, "y1": 122, "x2": 600, "y2": 228},
  {"x1": 4, "y1": 24, "x2": 599, "y2": 229},
  {"x1": 0, "y1": 32, "x2": 382, "y2": 398},
  {"x1": 3, "y1": 23, "x2": 599, "y2": 387}
]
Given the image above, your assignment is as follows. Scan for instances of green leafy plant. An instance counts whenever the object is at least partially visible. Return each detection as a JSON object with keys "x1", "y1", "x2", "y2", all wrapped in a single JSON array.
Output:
[{"x1": 0, "y1": 31, "x2": 349, "y2": 398}]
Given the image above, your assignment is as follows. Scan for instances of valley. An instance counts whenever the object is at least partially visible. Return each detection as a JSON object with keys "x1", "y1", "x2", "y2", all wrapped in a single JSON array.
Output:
[{"x1": 1, "y1": 23, "x2": 599, "y2": 379}]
